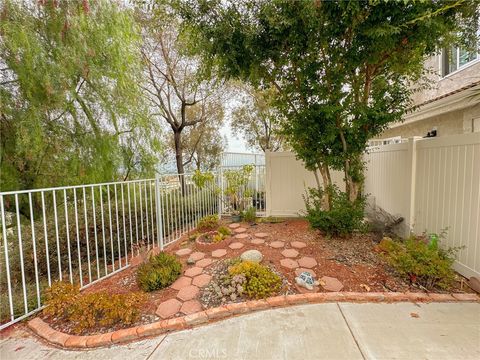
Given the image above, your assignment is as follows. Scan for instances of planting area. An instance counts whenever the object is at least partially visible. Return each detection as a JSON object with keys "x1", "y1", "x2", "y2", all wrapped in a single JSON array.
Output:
[{"x1": 34, "y1": 217, "x2": 473, "y2": 336}]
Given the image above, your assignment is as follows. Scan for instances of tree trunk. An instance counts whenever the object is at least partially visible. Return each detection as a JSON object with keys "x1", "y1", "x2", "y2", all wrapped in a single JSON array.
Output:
[
  {"x1": 173, "y1": 130, "x2": 186, "y2": 193},
  {"x1": 317, "y1": 161, "x2": 332, "y2": 211}
]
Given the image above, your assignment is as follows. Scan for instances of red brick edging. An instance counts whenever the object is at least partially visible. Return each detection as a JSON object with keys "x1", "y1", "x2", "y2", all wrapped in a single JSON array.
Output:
[{"x1": 28, "y1": 292, "x2": 478, "y2": 349}]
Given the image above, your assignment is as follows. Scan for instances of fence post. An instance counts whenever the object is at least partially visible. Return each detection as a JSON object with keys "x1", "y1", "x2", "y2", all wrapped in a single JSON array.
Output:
[
  {"x1": 265, "y1": 151, "x2": 271, "y2": 217},
  {"x1": 404, "y1": 137, "x2": 420, "y2": 238},
  {"x1": 155, "y1": 174, "x2": 164, "y2": 250},
  {"x1": 218, "y1": 168, "x2": 223, "y2": 219}
]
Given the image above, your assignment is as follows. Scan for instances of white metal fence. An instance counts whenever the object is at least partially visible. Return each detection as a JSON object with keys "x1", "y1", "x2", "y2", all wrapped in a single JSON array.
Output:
[
  {"x1": 0, "y1": 163, "x2": 267, "y2": 330},
  {"x1": 0, "y1": 173, "x2": 220, "y2": 330}
]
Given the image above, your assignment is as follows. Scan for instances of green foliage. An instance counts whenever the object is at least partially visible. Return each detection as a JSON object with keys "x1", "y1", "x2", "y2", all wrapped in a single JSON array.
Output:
[
  {"x1": 1, "y1": 0, "x2": 161, "y2": 192},
  {"x1": 378, "y1": 236, "x2": 459, "y2": 290},
  {"x1": 43, "y1": 281, "x2": 146, "y2": 334},
  {"x1": 229, "y1": 261, "x2": 282, "y2": 299},
  {"x1": 136, "y1": 253, "x2": 182, "y2": 292},
  {"x1": 241, "y1": 207, "x2": 256, "y2": 223},
  {"x1": 197, "y1": 214, "x2": 220, "y2": 232},
  {"x1": 192, "y1": 170, "x2": 215, "y2": 189},
  {"x1": 231, "y1": 86, "x2": 284, "y2": 152},
  {"x1": 217, "y1": 225, "x2": 231, "y2": 237},
  {"x1": 304, "y1": 186, "x2": 365, "y2": 237},
  {"x1": 223, "y1": 165, "x2": 254, "y2": 215},
  {"x1": 179, "y1": 0, "x2": 479, "y2": 203}
]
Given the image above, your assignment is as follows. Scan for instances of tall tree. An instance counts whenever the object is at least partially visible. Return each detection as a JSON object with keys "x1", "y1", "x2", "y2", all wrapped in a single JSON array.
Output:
[
  {"x1": 138, "y1": 8, "x2": 224, "y2": 183},
  {"x1": 1, "y1": 0, "x2": 159, "y2": 192},
  {"x1": 231, "y1": 86, "x2": 284, "y2": 152},
  {"x1": 179, "y1": 0, "x2": 478, "y2": 208}
]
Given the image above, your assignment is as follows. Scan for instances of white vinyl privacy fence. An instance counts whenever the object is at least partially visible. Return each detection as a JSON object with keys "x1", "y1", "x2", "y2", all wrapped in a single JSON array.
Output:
[{"x1": 265, "y1": 132, "x2": 480, "y2": 279}]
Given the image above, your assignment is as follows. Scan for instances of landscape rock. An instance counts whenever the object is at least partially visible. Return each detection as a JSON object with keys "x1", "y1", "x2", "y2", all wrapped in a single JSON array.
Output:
[{"x1": 240, "y1": 249, "x2": 263, "y2": 263}]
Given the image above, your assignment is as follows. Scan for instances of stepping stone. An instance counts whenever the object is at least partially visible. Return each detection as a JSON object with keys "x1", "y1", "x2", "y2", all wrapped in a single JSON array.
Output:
[
  {"x1": 298, "y1": 256, "x2": 317, "y2": 269},
  {"x1": 251, "y1": 238, "x2": 265, "y2": 245},
  {"x1": 291, "y1": 241, "x2": 307, "y2": 249},
  {"x1": 295, "y1": 268, "x2": 317, "y2": 278},
  {"x1": 177, "y1": 285, "x2": 200, "y2": 301},
  {"x1": 196, "y1": 258, "x2": 213, "y2": 268},
  {"x1": 189, "y1": 252, "x2": 205, "y2": 261},
  {"x1": 192, "y1": 274, "x2": 212, "y2": 287},
  {"x1": 254, "y1": 233, "x2": 269, "y2": 238},
  {"x1": 234, "y1": 227, "x2": 247, "y2": 233},
  {"x1": 280, "y1": 258, "x2": 299, "y2": 269},
  {"x1": 211, "y1": 249, "x2": 227, "y2": 258},
  {"x1": 281, "y1": 249, "x2": 299, "y2": 258},
  {"x1": 234, "y1": 233, "x2": 249, "y2": 239},
  {"x1": 180, "y1": 300, "x2": 203, "y2": 315},
  {"x1": 270, "y1": 241, "x2": 285, "y2": 249},
  {"x1": 320, "y1": 276, "x2": 344, "y2": 292},
  {"x1": 229, "y1": 242, "x2": 244, "y2": 250},
  {"x1": 184, "y1": 266, "x2": 203, "y2": 277},
  {"x1": 156, "y1": 298, "x2": 182, "y2": 319},
  {"x1": 170, "y1": 276, "x2": 192, "y2": 290},
  {"x1": 175, "y1": 248, "x2": 192, "y2": 257},
  {"x1": 229, "y1": 223, "x2": 241, "y2": 229}
]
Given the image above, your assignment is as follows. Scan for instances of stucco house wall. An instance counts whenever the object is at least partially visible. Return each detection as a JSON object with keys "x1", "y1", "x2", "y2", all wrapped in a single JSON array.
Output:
[{"x1": 379, "y1": 52, "x2": 480, "y2": 139}]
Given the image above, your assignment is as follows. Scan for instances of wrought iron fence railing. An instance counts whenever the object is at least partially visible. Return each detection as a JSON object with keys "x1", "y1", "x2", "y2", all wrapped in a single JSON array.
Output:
[{"x1": 0, "y1": 165, "x2": 266, "y2": 330}]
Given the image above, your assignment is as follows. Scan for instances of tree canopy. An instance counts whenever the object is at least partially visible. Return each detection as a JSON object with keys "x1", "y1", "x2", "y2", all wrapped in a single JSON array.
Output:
[
  {"x1": 178, "y1": 0, "x2": 479, "y2": 206},
  {"x1": 1, "y1": 0, "x2": 161, "y2": 191}
]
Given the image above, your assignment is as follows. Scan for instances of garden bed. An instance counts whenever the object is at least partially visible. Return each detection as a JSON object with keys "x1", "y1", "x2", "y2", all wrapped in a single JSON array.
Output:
[{"x1": 35, "y1": 218, "x2": 474, "y2": 337}]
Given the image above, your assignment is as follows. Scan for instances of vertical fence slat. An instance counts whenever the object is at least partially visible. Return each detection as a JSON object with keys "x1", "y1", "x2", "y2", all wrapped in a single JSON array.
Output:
[
  {"x1": 28, "y1": 193, "x2": 41, "y2": 307},
  {"x1": 41, "y1": 191, "x2": 51, "y2": 287},
  {"x1": 91, "y1": 187, "x2": 100, "y2": 279},
  {"x1": 1, "y1": 195, "x2": 15, "y2": 321},
  {"x1": 63, "y1": 189, "x2": 73, "y2": 283},
  {"x1": 99, "y1": 186, "x2": 108, "y2": 276},
  {"x1": 52, "y1": 191, "x2": 62, "y2": 281},
  {"x1": 73, "y1": 189, "x2": 83, "y2": 287}
]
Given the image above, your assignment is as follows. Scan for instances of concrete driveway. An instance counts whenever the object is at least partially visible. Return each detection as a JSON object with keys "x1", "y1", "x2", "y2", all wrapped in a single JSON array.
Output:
[{"x1": 1, "y1": 302, "x2": 479, "y2": 360}]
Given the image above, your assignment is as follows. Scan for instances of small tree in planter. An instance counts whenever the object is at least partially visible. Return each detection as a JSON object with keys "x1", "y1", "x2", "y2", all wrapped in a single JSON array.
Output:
[{"x1": 223, "y1": 165, "x2": 254, "y2": 222}]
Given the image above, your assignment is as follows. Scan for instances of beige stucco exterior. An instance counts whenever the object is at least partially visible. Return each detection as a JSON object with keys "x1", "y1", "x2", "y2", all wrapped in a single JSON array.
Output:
[
  {"x1": 382, "y1": 103, "x2": 480, "y2": 138},
  {"x1": 380, "y1": 53, "x2": 480, "y2": 139}
]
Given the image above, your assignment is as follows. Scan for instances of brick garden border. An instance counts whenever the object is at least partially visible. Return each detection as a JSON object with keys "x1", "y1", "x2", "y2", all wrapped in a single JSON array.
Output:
[{"x1": 28, "y1": 292, "x2": 478, "y2": 349}]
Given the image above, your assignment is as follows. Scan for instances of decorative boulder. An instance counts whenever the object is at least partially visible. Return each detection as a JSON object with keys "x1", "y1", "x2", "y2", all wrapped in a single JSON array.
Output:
[
  {"x1": 295, "y1": 271, "x2": 319, "y2": 291},
  {"x1": 240, "y1": 249, "x2": 263, "y2": 263}
]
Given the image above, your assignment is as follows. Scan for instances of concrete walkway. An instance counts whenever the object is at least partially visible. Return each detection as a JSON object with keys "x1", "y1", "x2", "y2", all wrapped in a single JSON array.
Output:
[{"x1": 1, "y1": 302, "x2": 479, "y2": 360}]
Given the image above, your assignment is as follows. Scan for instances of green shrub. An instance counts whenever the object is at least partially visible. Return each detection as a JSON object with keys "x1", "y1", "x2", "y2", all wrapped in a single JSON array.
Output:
[
  {"x1": 217, "y1": 226, "x2": 231, "y2": 236},
  {"x1": 241, "y1": 207, "x2": 256, "y2": 223},
  {"x1": 229, "y1": 261, "x2": 281, "y2": 299},
  {"x1": 379, "y1": 236, "x2": 459, "y2": 290},
  {"x1": 197, "y1": 214, "x2": 220, "y2": 232},
  {"x1": 303, "y1": 185, "x2": 365, "y2": 237},
  {"x1": 136, "y1": 252, "x2": 182, "y2": 292},
  {"x1": 43, "y1": 281, "x2": 146, "y2": 334}
]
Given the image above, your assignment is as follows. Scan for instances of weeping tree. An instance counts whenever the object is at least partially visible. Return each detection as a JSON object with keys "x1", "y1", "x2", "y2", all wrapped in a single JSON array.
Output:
[
  {"x1": 1, "y1": 0, "x2": 161, "y2": 194},
  {"x1": 178, "y1": 0, "x2": 478, "y2": 210}
]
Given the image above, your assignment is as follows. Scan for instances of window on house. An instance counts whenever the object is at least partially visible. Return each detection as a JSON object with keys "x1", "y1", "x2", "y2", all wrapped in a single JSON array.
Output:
[{"x1": 441, "y1": 45, "x2": 479, "y2": 76}]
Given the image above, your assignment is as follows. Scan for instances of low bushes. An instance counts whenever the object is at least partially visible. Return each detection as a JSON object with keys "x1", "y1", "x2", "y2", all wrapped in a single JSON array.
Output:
[
  {"x1": 136, "y1": 252, "x2": 182, "y2": 292},
  {"x1": 44, "y1": 281, "x2": 146, "y2": 334},
  {"x1": 378, "y1": 235, "x2": 459, "y2": 290},
  {"x1": 196, "y1": 214, "x2": 220, "y2": 232},
  {"x1": 229, "y1": 261, "x2": 281, "y2": 299},
  {"x1": 303, "y1": 186, "x2": 365, "y2": 237}
]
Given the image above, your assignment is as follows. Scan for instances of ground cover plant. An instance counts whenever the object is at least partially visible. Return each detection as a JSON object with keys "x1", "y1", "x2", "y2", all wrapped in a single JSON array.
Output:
[
  {"x1": 378, "y1": 235, "x2": 459, "y2": 290},
  {"x1": 136, "y1": 252, "x2": 182, "y2": 292},
  {"x1": 43, "y1": 281, "x2": 146, "y2": 334}
]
